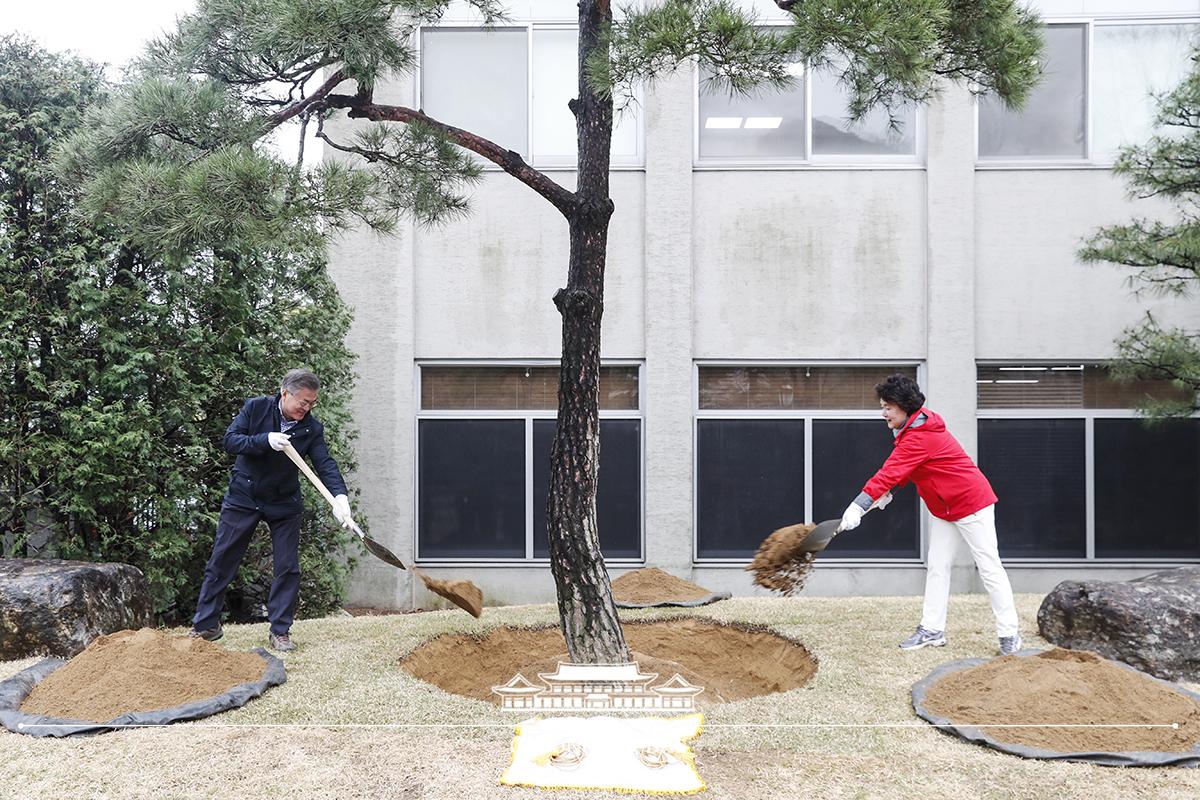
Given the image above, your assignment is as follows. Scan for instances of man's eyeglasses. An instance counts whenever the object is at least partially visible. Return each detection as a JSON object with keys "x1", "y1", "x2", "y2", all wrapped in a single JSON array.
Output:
[{"x1": 286, "y1": 391, "x2": 318, "y2": 410}]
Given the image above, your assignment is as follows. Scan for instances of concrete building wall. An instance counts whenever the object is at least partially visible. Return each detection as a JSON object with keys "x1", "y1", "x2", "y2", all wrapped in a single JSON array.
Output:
[{"x1": 331, "y1": 1, "x2": 1200, "y2": 610}]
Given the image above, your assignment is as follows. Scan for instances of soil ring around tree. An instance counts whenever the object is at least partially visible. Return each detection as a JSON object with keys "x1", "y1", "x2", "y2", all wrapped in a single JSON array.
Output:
[
  {"x1": 913, "y1": 648, "x2": 1200, "y2": 767},
  {"x1": 399, "y1": 616, "x2": 818, "y2": 707}
]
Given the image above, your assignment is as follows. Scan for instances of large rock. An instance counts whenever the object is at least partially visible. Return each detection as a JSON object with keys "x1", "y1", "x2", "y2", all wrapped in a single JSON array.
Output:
[
  {"x1": 1037, "y1": 566, "x2": 1200, "y2": 683},
  {"x1": 0, "y1": 559, "x2": 153, "y2": 660}
]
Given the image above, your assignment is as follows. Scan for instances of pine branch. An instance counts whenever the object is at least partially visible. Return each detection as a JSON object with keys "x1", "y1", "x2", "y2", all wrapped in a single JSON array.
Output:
[{"x1": 321, "y1": 94, "x2": 577, "y2": 217}]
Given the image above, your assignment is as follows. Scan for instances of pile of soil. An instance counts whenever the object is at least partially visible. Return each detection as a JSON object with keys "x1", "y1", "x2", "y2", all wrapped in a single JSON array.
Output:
[
  {"x1": 19, "y1": 628, "x2": 268, "y2": 723},
  {"x1": 745, "y1": 523, "x2": 818, "y2": 595},
  {"x1": 611, "y1": 567, "x2": 716, "y2": 604},
  {"x1": 923, "y1": 648, "x2": 1200, "y2": 753},
  {"x1": 400, "y1": 617, "x2": 817, "y2": 706}
]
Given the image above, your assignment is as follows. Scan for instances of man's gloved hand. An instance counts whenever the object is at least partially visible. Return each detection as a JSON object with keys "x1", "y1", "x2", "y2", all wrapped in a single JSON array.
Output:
[
  {"x1": 876, "y1": 491, "x2": 894, "y2": 511},
  {"x1": 268, "y1": 432, "x2": 291, "y2": 451},
  {"x1": 332, "y1": 494, "x2": 353, "y2": 528},
  {"x1": 840, "y1": 502, "x2": 865, "y2": 531}
]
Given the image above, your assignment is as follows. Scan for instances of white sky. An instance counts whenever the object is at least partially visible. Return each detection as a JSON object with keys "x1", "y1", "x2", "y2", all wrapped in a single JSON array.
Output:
[
  {"x1": 5, "y1": 2, "x2": 198, "y2": 77},
  {"x1": 5, "y1": 1, "x2": 319, "y2": 162}
]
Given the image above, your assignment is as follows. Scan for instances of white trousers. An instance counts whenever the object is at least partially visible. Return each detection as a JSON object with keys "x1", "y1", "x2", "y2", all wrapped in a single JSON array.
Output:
[{"x1": 920, "y1": 504, "x2": 1019, "y2": 637}]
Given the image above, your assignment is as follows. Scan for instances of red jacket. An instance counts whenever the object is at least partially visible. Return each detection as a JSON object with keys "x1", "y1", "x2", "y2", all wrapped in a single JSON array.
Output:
[{"x1": 861, "y1": 408, "x2": 997, "y2": 522}]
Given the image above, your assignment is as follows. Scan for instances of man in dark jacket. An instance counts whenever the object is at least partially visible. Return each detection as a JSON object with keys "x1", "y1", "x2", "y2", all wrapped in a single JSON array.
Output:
[
  {"x1": 189, "y1": 369, "x2": 352, "y2": 652},
  {"x1": 840, "y1": 374, "x2": 1021, "y2": 656}
]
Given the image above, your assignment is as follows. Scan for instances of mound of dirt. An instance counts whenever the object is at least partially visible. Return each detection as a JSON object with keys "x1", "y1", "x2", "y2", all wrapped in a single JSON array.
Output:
[
  {"x1": 400, "y1": 617, "x2": 817, "y2": 706},
  {"x1": 922, "y1": 648, "x2": 1200, "y2": 753},
  {"x1": 745, "y1": 523, "x2": 818, "y2": 595},
  {"x1": 611, "y1": 568, "x2": 716, "y2": 604},
  {"x1": 19, "y1": 628, "x2": 268, "y2": 723}
]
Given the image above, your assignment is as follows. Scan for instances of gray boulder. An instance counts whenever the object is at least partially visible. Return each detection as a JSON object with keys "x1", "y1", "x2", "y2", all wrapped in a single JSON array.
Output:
[
  {"x1": 0, "y1": 559, "x2": 153, "y2": 660},
  {"x1": 1037, "y1": 566, "x2": 1200, "y2": 683}
]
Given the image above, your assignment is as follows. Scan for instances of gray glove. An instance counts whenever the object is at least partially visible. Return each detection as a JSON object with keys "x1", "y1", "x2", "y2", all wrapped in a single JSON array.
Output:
[{"x1": 268, "y1": 432, "x2": 291, "y2": 451}]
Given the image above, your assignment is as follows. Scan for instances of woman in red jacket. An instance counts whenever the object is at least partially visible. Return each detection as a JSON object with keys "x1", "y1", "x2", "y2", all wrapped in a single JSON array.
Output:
[{"x1": 840, "y1": 374, "x2": 1022, "y2": 655}]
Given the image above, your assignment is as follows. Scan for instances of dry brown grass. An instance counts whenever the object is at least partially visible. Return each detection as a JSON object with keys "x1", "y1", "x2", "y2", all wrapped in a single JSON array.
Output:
[{"x1": 2, "y1": 593, "x2": 1198, "y2": 799}]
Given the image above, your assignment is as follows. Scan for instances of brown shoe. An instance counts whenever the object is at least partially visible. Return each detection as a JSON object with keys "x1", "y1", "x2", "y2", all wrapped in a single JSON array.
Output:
[
  {"x1": 268, "y1": 632, "x2": 296, "y2": 652},
  {"x1": 188, "y1": 625, "x2": 223, "y2": 642}
]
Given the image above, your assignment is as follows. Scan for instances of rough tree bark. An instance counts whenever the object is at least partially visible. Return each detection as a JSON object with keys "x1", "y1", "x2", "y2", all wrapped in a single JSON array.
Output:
[{"x1": 545, "y1": 0, "x2": 630, "y2": 664}]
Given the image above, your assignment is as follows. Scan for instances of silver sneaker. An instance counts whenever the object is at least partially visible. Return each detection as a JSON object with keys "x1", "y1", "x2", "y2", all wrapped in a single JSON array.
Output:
[
  {"x1": 899, "y1": 626, "x2": 946, "y2": 650},
  {"x1": 999, "y1": 633, "x2": 1022, "y2": 656},
  {"x1": 268, "y1": 632, "x2": 296, "y2": 652}
]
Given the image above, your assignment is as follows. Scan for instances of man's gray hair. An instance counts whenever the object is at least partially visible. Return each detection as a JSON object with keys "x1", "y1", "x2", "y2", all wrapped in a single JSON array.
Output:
[{"x1": 281, "y1": 369, "x2": 320, "y2": 393}]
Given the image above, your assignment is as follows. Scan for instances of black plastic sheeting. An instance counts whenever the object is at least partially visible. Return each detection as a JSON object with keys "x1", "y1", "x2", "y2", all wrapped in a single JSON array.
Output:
[
  {"x1": 0, "y1": 648, "x2": 286, "y2": 738},
  {"x1": 615, "y1": 591, "x2": 731, "y2": 609},
  {"x1": 911, "y1": 650, "x2": 1200, "y2": 767}
]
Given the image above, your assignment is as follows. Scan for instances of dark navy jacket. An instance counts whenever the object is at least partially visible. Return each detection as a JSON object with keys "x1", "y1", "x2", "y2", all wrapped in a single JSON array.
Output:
[{"x1": 222, "y1": 394, "x2": 347, "y2": 518}]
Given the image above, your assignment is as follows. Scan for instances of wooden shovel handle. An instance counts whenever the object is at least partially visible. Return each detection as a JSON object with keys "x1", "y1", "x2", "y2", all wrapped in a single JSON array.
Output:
[{"x1": 281, "y1": 442, "x2": 339, "y2": 510}]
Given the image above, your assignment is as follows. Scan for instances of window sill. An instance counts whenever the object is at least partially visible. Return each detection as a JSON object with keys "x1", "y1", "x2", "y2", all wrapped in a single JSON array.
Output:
[
  {"x1": 693, "y1": 162, "x2": 925, "y2": 172},
  {"x1": 693, "y1": 558, "x2": 925, "y2": 566},
  {"x1": 414, "y1": 558, "x2": 645, "y2": 567},
  {"x1": 975, "y1": 161, "x2": 1117, "y2": 171}
]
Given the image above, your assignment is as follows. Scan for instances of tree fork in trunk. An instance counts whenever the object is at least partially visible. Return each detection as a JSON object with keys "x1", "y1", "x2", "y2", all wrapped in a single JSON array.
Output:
[{"x1": 544, "y1": 0, "x2": 630, "y2": 665}]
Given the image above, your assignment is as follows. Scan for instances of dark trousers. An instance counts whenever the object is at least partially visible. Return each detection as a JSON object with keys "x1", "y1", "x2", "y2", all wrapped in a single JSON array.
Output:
[{"x1": 192, "y1": 503, "x2": 302, "y2": 636}]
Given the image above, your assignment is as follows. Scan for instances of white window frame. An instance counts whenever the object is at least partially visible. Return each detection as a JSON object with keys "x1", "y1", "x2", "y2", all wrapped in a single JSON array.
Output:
[
  {"x1": 692, "y1": 360, "x2": 928, "y2": 565},
  {"x1": 693, "y1": 53, "x2": 927, "y2": 170},
  {"x1": 416, "y1": 24, "x2": 645, "y2": 170},
  {"x1": 976, "y1": 361, "x2": 1200, "y2": 565},
  {"x1": 975, "y1": 14, "x2": 1200, "y2": 169},
  {"x1": 414, "y1": 360, "x2": 646, "y2": 565}
]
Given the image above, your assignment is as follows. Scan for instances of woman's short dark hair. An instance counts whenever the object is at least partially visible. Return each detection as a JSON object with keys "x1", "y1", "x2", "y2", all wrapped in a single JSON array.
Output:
[{"x1": 874, "y1": 374, "x2": 925, "y2": 415}]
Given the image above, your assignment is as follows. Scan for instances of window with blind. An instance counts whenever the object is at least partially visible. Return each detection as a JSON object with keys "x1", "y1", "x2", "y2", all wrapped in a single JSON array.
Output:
[
  {"x1": 977, "y1": 363, "x2": 1199, "y2": 560},
  {"x1": 696, "y1": 365, "x2": 921, "y2": 559},
  {"x1": 417, "y1": 364, "x2": 642, "y2": 560}
]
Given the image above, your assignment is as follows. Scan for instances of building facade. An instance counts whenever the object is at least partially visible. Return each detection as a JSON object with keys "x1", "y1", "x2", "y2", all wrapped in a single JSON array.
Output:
[{"x1": 328, "y1": 0, "x2": 1200, "y2": 610}]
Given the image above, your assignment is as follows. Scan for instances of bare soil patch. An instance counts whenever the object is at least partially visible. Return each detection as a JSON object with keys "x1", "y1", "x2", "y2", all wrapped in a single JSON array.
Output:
[
  {"x1": 19, "y1": 628, "x2": 267, "y2": 723},
  {"x1": 611, "y1": 567, "x2": 716, "y2": 604},
  {"x1": 400, "y1": 616, "x2": 817, "y2": 706},
  {"x1": 922, "y1": 648, "x2": 1200, "y2": 753}
]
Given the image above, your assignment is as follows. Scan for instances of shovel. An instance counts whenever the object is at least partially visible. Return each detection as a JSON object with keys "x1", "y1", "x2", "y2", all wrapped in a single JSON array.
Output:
[
  {"x1": 795, "y1": 497, "x2": 886, "y2": 555},
  {"x1": 280, "y1": 443, "x2": 484, "y2": 617}
]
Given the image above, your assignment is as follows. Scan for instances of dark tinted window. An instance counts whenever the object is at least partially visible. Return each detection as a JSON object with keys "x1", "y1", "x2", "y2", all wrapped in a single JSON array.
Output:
[
  {"x1": 978, "y1": 419, "x2": 1087, "y2": 558},
  {"x1": 533, "y1": 419, "x2": 642, "y2": 559},
  {"x1": 418, "y1": 420, "x2": 525, "y2": 557},
  {"x1": 696, "y1": 419, "x2": 804, "y2": 558},
  {"x1": 1094, "y1": 418, "x2": 1200, "y2": 558},
  {"x1": 812, "y1": 420, "x2": 920, "y2": 557}
]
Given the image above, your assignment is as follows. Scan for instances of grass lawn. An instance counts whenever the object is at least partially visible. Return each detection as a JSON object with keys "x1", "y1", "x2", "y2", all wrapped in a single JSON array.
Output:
[{"x1": 2, "y1": 593, "x2": 1198, "y2": 799}]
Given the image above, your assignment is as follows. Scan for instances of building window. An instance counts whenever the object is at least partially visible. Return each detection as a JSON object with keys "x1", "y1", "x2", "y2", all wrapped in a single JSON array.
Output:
[
  {"x1": 417, "y1": 364, "x2": 643, "y2": 560},
  {"x1": 978, "y1": 19, "x2": 1198, "y2": 163},
  {"x1": 420, "y1": 27, "x2": 642, "y2": 167},
  {"x1": 977, "y1": 363, "x2": 1198, "y2": 560},
  {"x1": 697, "y1": 48, "x2": 920, "y2": 164},
  {"x1": 695, "y1": 365, "x2": 921, "y2": 560}
]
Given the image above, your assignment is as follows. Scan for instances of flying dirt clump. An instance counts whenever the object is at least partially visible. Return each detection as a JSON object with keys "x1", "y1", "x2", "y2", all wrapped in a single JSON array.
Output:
[{"x1": 745, "y1": 523, "x2": 819, "y2": 596}]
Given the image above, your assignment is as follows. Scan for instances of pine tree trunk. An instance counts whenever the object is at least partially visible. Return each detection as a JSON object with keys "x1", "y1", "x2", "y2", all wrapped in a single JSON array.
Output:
[{"x1": 545, "y1": 0, "x2": 630, "y2": 665}]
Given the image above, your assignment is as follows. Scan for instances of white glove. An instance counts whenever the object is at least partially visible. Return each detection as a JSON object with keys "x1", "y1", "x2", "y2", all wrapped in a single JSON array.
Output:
[
  {"x1": 876, "y1": 491, "x2": 894, "y2": 511},
  {"x1": 840, "y1": 502, "x2": 865, "y2": 531},
  {"x1": 268, "y1": 432, "x2": 291, "y2": 451},
  {"x1": 332, "y1": 494, "x2": 353, "y2": 528}
]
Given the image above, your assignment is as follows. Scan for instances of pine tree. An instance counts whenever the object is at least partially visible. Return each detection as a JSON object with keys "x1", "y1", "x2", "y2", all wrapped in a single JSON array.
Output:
[{"x1": 59, "y1": 0, "x2": 1043, "y2": 662}]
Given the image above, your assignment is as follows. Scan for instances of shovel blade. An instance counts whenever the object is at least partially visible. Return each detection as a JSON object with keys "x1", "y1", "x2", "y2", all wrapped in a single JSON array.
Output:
[
  {"x1": 797, "y1": 518, "x2": 841, "y2": 554},
  {"x1": 360, "y1": 532, "x2": 408, "y2": 571}
]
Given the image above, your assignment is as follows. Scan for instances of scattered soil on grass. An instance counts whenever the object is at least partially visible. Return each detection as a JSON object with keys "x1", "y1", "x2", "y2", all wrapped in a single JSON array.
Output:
[
  {"x1": 19, "y1": 628, "x2": 268, "y2": 723},
  {"x1": 922, "y1": 648, "x2": 1200, "y2": 753},
  {"x1": 344, "y1": 606, "x2": 426, "y2": 616},
  {"x1": 611, "y1": 567, "x2": 715, "y2": 604},
  {"x1": 400, "y1": 617, "x2": 817, "y2": 706},
  {"x1": 745, "y1": 523, "x2": 818, "y2": 595}
]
